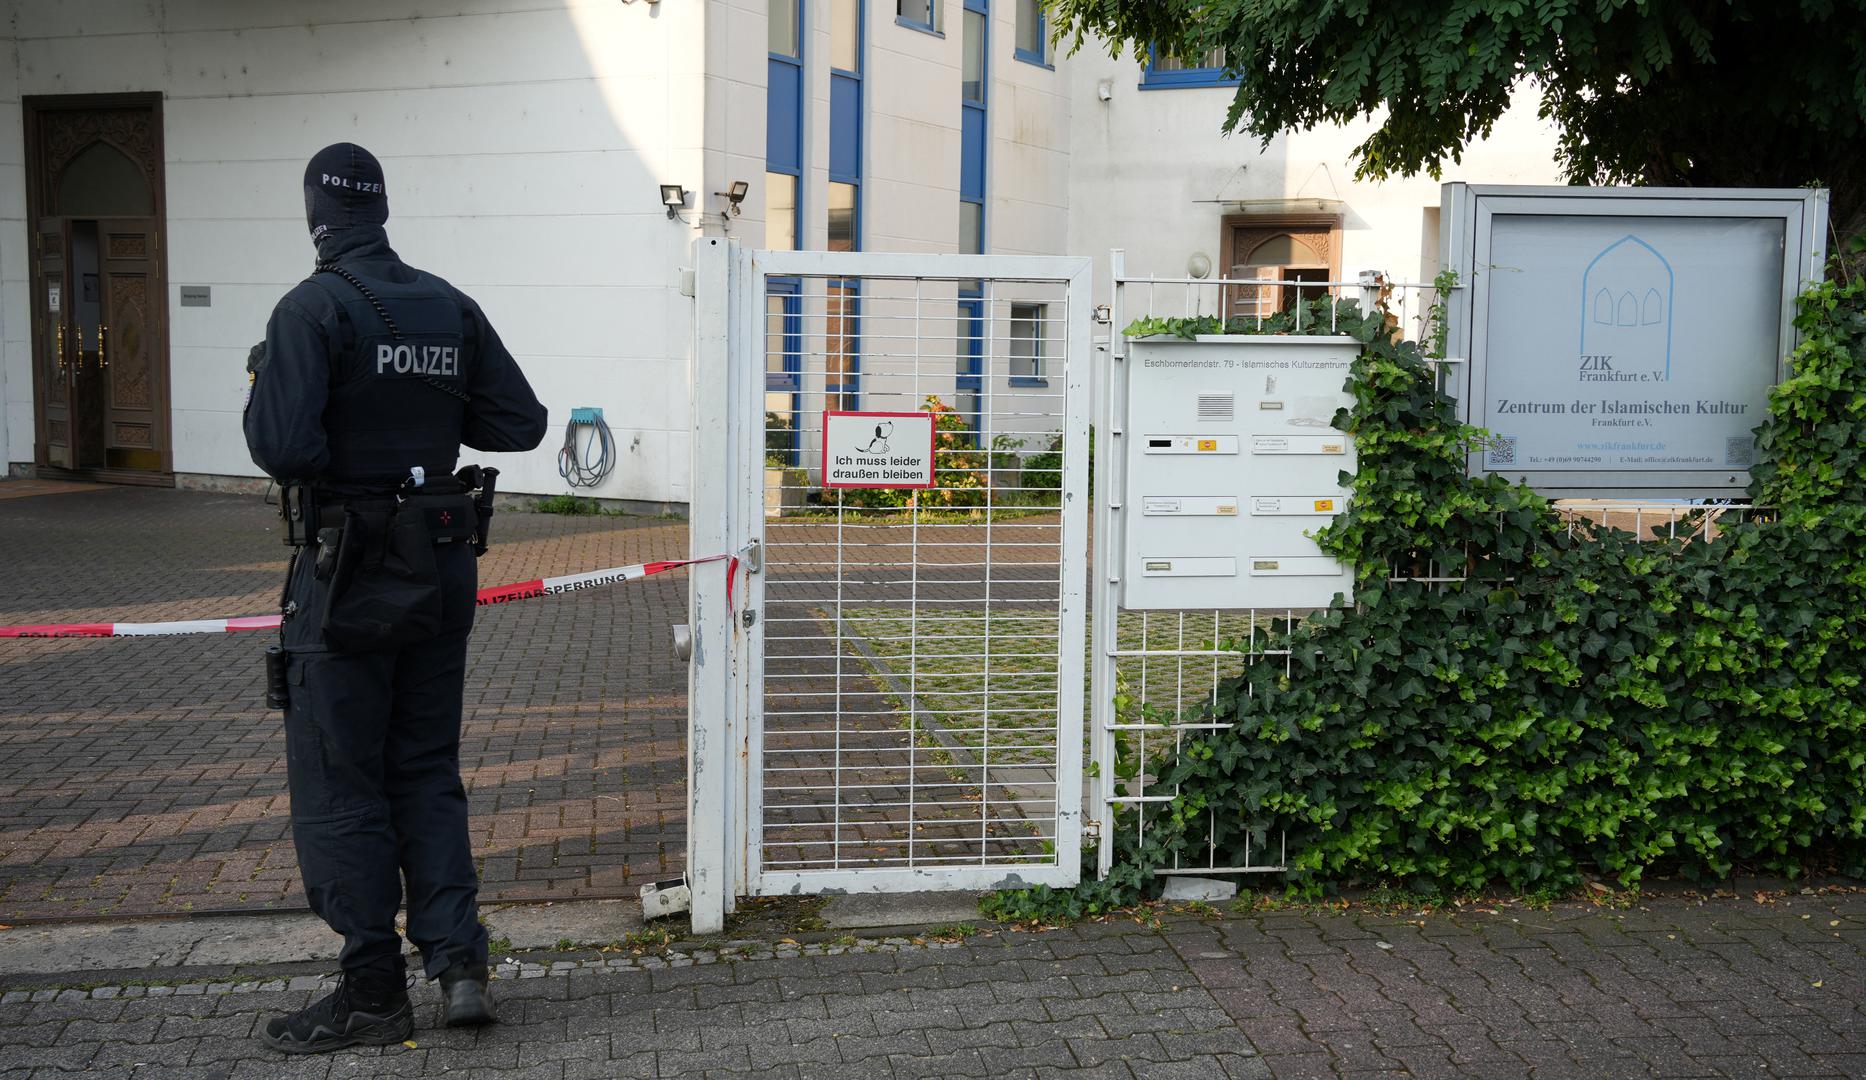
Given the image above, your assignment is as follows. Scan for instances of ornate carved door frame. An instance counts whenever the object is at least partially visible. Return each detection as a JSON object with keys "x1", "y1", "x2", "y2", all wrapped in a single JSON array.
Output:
[
  {"x1": 1219, "y1": 213, "x2": 1342, "y2": 322},
  {"x1": 24, "y1": 93, "x2": 172, "y2": 485}
]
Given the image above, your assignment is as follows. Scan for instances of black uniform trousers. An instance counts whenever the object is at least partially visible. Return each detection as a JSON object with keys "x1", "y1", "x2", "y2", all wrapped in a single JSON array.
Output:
[{"x1": 279, "y1": 537, "x2": 489, "y2": 979}]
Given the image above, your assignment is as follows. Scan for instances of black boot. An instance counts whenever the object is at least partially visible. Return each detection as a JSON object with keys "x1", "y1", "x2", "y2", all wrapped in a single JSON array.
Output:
[
  {"x1": 438, "y1": 961, "x2": 496, "y2": 1027},
  {"x1": 262, "y1": 969, "x2": 412, "y2": 1054}
]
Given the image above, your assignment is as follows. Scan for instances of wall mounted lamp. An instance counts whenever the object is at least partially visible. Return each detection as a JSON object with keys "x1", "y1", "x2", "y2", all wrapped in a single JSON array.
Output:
[
  {"x1": 660, "y1": 184, "x2": 689, "y2": 218},
  {"x1": 717, "y1": 180, "x2": 750, "y2": 216}
]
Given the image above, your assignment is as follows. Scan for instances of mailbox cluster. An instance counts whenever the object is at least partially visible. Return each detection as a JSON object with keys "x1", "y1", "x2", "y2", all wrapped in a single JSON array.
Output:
[{"x1": 1119, "y1": 335, "x2": 1359, "y2": 611}]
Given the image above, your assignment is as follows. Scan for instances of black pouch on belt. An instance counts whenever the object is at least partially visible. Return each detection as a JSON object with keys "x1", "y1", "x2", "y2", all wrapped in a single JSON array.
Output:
[{"x1": 320, "y1": 500, "x2": 449, "y2": 652}]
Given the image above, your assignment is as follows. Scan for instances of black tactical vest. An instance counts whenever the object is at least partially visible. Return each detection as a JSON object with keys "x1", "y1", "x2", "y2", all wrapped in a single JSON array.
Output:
[{"x1": 310, "y1": 267, "x2": 471, "y2": 492}]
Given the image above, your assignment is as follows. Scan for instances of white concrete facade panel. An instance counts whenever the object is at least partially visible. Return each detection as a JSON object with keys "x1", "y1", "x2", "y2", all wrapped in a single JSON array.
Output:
[
  {"x1": 1, "y1": 0, "x2": 715, "y2": 503},
  {"x1": 2, "y1": 1, "x2": 1568, "y2": 508}
]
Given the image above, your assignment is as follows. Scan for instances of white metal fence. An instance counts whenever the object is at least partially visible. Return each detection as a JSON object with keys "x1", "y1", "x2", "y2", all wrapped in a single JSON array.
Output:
[
  {"x1": 689, "y1": 242, "x2": 1769, "y2": 928},
  {"x1": 1090, "y1": 256, "x2": 1772, "y2": 883}
]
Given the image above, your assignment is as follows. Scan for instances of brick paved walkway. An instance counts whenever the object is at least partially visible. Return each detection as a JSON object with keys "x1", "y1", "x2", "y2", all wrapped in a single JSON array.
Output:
[
  {"x1": 3, "y1": 892, "x2": 1864, "y2": 1078},
  {"x1": 0, "y1": 487, "x2": 691, "y2": 920}
]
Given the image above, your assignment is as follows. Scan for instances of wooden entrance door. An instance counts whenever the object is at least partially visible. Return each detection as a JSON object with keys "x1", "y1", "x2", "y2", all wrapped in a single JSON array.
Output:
[
  {"x1": 25, "y1": 95, "x2": 171, "y2": 483},
  {"x1": 33, "y1": 218, "x2": 75, "y2": 469}
]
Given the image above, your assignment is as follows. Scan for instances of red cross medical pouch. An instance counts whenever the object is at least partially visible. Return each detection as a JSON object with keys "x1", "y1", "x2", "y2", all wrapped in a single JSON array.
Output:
[{"x1": 318, "y1": 492, "x2": 474, "y2": 652}]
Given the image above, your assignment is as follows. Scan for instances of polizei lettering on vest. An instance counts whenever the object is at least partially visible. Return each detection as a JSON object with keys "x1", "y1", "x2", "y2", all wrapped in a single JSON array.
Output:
[{"x1": 375, "y1": 344, "x2": 461, "y2": 377}]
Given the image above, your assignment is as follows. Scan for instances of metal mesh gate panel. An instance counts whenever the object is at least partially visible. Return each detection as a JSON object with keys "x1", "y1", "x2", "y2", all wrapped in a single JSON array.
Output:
[{"x1": 747, "y1": 251, "x2": 1090, "y2": 894}]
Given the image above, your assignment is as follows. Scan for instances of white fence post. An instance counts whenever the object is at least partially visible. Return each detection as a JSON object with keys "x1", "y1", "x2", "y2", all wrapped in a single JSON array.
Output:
[
  {"x1": 1090, "y1": 249, "x2": 1126, "y2": 880},
  {"x1": 687, "y1": 237, "x2": 738, "y2": 934}
]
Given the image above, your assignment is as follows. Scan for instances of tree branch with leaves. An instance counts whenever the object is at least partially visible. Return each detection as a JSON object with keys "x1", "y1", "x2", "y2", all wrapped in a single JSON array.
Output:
[{"x1": 1051, "y1": 0, "x2": 1866, "y2": 257}]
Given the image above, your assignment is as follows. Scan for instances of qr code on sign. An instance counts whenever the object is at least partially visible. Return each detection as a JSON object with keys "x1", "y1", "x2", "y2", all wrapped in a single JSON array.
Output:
[
  {"x1": 1487, "y1": 435, "x2": 1517, "y2": 466},
  {"x1": 1725, "y1": 437, "x2": 1755, "y2": 468}
]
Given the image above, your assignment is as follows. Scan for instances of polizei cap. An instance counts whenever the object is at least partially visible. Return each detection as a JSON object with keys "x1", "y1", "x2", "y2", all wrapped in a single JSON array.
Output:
[{"x1": 304, "y1": 142, "x2": 389, "y2": 239}]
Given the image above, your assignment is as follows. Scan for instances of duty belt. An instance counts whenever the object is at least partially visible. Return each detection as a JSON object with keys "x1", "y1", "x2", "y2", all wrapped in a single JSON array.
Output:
[{"x1": 279, "y1": 466, "x2": 500, "y2": 557}]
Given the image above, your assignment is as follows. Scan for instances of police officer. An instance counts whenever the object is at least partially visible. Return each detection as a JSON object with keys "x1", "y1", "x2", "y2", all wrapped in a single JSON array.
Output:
[{"x1": 245, "y1": 143, "x2": 547, "y2": 1053}]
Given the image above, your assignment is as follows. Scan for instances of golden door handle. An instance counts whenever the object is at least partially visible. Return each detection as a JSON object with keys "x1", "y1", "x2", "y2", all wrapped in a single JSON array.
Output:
[{"x1": 99, "y1": 324, "x2": 108, "y2": 369}]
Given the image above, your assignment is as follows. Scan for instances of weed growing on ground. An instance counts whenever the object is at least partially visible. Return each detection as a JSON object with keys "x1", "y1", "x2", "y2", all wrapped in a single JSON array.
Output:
[
  {"x1": 923, "y1": 923, "x2": 982, "y2": 942},
  {"x1": 535, "y1": 493, "x2": 602, "y2": 515}
]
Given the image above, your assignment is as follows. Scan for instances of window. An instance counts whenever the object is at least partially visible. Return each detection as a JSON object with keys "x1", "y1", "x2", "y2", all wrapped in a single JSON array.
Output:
[
  {"x1": 770, "y1": 0, "x2": 801, "y2": 57},
  {"x1": 765, "y1": 172, "x2": 797, "y2": 250},
  {"x1": 898, "y1": 0, "x2": 943, "y2": 33},
  {"x1": 767, "y1": 289, "x2": 801, "y2": 395},
  {"x1": 1014, "y1": 0, "x2": 1046, "y2": 65},
  {"x1": 768, "y1": 0, "x2": 803, "y2": 253},
  {"x1": 828, "y1": 182, "x2": 858, "y2": 251},
  {"x1": 766, "y1": 282, "x2": 802, "y2": 464},
  {"x1": 959, "y1": 199, "x2": 983, "y2": 254},
  {"x1": 962, "y1": 7, "x2": 987, "y2": 101},
  {"x1": 1010, "y1": 302, "x2": 1046, "y2": 383},
  {"x1": 1142, "y1": 44, "x2": 1237, "y2": 89},
  {"x1": 1154, "y1": 45, "x2": 1226, "y2": 72},
  {"x1": 831, "y1": 0, "x2": 860, "y2": 71},
  {"x1": 1221, "y1": 216, "x2": 1341, "y2": 320},
  {"x1": 827, "y1": 284, "x2": 860, "y2": 410}
]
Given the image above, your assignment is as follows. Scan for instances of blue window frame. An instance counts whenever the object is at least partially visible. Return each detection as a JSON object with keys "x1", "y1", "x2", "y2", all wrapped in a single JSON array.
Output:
[
  {"x1": 827, "y1": 182, "x2": 861, "y2": 410},
  {"x1": 957, "y1": 294, "x2": 983, "y2": 435},
  {"x1": 767, "y1": 0, "x2": 805, "y2": 454},
  {"x1": 828, "y1": 282, "x2": 861, "y2": 411},
  {"x1": 766, "y1": 282, "x2": 803, "y2": 395},
  {"x1": 828, "y1": 0, "x2": 863, "y2": 412},
  {"x1": 1013, "y1": 0, "x2": 1047, "y2": 66},
  {"x1": 957, "y1": 0, "x2": 990, "y2": 434},
  {"x1": 1008, "y1": 302, "x2": 1047, "y2": 386},
  {"x1": 766, "y1": 280, "x2": 804, "y2": 464},
  {"x1": 1140, "y1": 44, "x2": 1237, "y2": 89},
  {"x1": 896, "y1": 0, "x2": 943, "y2": 35},
  {"x1": 768, "y1": 0, "x2": 804, "y2": 250}
]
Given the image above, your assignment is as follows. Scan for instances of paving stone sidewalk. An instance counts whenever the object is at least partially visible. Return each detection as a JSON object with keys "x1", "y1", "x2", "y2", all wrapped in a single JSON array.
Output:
[
  {"x1": 0, "y1": 487, "x2": 692, "y2": 920},
  {"x1": 3, "y1": 891, "x2": 1864, "y2": 1079}
]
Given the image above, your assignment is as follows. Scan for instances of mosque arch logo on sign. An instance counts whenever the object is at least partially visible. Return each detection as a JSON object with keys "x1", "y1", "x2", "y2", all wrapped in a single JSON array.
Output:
[
  {"x1": 1578, "y1": 235, "x2": 1675, "y2": 383},
  {"x1": 822, "y1": 411, "x2": 937, "y2": 489}
]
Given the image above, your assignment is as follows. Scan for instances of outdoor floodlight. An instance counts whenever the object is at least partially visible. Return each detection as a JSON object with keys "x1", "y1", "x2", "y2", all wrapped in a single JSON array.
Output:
[
  {"x1": 660, "y1": 184, "x2": 689, "y2": 218},
  {"x1": 718, "y1": 180, "x2": 750, "y2": 216}
]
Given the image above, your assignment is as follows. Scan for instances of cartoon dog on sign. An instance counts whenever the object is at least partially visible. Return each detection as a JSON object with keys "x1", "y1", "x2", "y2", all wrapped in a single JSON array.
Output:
[{"x1": 856, "y1": 420, "x2": 893, "y2": 454}]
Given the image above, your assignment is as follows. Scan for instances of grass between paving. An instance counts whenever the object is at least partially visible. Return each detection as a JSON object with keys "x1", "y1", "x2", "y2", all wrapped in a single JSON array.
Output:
[
  {"x1": 834, "y1": 607, "x2": 1289, "y2": 767},
  {"x1": 833, "y1": 609, "x2": 1063, "y2": 767}
]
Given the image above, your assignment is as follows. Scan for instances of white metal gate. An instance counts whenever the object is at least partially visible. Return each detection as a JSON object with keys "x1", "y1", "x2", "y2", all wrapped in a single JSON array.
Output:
[{"x1": 689, "y1": 240, "x2": 1092, "y2": 929}]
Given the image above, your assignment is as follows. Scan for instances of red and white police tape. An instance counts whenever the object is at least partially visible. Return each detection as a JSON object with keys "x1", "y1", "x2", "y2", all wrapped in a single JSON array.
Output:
[{"x1": 0, "y1": 554, "x2": 732, "y2": 639}]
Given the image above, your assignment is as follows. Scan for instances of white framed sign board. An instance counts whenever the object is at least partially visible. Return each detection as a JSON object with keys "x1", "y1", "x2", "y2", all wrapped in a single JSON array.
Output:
[
  {"x1": 1440, "y1": 184, "x2": 1828, "y2": 498},
  {"x1": 1119, "y1": 335, "x2": 1357, "y2": 611},
  {"x1": 820, "y1": 410, "x2": 936, "y2": 489}
]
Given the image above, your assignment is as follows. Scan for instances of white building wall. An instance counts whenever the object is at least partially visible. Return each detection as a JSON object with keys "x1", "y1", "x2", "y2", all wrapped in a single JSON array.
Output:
[
  {"x1": 1066, "y1": 44, "x2": 1566, "y2": 303},
  {"x1": 1, "y1": 5, "x2": 1575, "y2": 508},
  {"x1": 1, "y1": 0, "x2": 721, "y2": 504},
  {"x1": 988, "y1": 4, "x2": 1068, "y2": 259},
  {"x1": 770, "y1": 2, "x2": 1078, "y2": 443},
  {"x1": 867, "y1": 15, "x2": 961, "y2": 256},
  {"x1": 811, "y1": 2, "x2": 1073, "y2": 439}
]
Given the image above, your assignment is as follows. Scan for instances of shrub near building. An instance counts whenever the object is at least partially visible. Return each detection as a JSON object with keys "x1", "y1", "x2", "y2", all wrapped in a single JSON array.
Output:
[{"x1": 993, "y1": 277, "x2": 1866, "y2": 919}]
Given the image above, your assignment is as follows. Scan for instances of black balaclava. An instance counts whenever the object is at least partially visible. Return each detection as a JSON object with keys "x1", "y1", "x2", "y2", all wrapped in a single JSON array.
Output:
[{"x1": 303, "y1": 143, "x2": 388, "y2": 242}]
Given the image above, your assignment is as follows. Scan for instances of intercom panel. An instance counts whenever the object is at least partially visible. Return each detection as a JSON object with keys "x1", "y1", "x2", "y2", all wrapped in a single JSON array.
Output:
[{"x1": 1120, "y1": 336, "x2": 1358, "y2": 610}]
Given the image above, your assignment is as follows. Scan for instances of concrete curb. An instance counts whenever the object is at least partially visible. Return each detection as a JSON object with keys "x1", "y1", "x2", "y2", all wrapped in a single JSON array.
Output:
[{"x1": 0, "y1": 934, "x2": 969, "y2": 998}]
